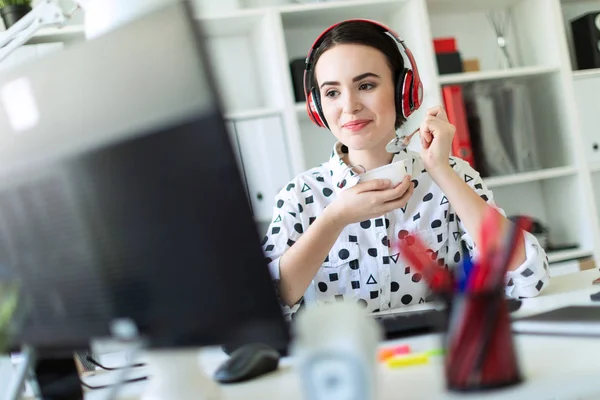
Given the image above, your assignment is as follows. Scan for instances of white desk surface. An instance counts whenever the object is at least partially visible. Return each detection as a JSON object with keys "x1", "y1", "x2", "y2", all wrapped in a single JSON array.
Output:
[{"x1": 85, "y1": 269, "x2": 600, "y2": 400}]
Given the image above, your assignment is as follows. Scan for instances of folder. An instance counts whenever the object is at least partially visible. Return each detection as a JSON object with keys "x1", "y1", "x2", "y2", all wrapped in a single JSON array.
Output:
[
  {"x1": 508, "y1": 82, "x2": 541, "y2": 172},
  {"x1": 442, "y1": 85, "x2": 475, "y2": 167},
  {"x1": 469, "y1": 85, "x2": 517, "y2": 176}
]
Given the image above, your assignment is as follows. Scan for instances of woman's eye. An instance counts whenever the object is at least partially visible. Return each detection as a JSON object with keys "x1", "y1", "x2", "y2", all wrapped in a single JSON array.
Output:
[
  {"x1": 325, "y1": 90, "x2": 339, "y2": 98},
  {"x1": 359, "y1": 82, "x2": 376, "y2": 90}
]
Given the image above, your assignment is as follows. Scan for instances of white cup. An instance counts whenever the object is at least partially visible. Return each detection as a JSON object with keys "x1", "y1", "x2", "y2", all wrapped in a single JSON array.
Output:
[{"x1": 358, "y1": 160, "x2": 407, "y2": 187}]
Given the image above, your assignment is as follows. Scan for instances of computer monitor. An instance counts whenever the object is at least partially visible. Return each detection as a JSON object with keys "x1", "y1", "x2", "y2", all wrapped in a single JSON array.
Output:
[{"x1": 0, "y1": 0, "x2": 289, "y2": 354}]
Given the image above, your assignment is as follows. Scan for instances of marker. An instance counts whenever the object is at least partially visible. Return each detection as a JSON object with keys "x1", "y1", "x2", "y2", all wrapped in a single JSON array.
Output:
[
  {"x1": 386, "y1": 353, "x2": 429, "y2": 369},
  {"x1": 378, "y1": 348, "x2": 395, "y2": 362},
  {"x1": 393, "y1": 344, "x2": 411, "y2": 356},
  {"x1": 424, "y1": 348, "x2": 444, "y2": 357},
  {"x1": 378, "y1": 344, "x2": 411, "y2": 362}
]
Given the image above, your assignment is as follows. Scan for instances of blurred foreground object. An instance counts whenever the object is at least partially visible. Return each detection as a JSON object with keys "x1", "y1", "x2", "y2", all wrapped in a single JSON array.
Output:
[
  {"x1": 0, "y1": 1, "x2": 289, "y2": 399},
  {"x1": 394, "y1": 210, "x2": 529, "y2": 392},
  {"x1": 0, "y1": 281, "x2": 19, "y2": 353},
  {"x1": 0, "y1": 0, "x2": 173, "y2": 64},
  {"x1": 0, "y1": 0, "x2": 32, "y2": 29},
  {"x1": 292, "y1": 302, "x2": 382, "y2": 400}
]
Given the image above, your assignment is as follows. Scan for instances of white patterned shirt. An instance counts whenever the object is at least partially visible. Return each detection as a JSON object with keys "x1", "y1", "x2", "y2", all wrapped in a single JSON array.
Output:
[{"x1": 262, "y1": 142, "x2": 550, "y2": 319}]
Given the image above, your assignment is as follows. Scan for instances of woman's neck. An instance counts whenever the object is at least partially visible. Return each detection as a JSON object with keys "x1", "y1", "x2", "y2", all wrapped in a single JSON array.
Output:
[{"x1": 345, "y1": 132, "x2": 397, "y2": 173}]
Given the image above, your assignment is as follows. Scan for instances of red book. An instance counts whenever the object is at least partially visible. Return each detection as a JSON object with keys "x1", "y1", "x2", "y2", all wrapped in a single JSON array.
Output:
[
  {"x1": 442, "y1": 85, "x2": 475, "y2": 167},
  {"x1": 433, "y1": 37, "x2": 457, "y2": 54}
]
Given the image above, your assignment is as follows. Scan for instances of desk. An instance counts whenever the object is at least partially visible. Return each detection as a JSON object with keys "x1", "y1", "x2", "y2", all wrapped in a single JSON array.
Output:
[{"x1": 85, "y1": 269, "x2": 600, "y2": 400}]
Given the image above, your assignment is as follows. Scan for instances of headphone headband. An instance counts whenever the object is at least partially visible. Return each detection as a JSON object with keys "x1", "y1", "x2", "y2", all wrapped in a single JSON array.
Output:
[{"x1": 303, "y1": 19, "x2": 423, "y2": 129}]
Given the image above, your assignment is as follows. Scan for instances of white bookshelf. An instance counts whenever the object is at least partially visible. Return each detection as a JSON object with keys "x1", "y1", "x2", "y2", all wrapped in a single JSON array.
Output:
[
  {"x1": 564, "y1": 0, "x2": 600, "y2": 269},
  {"x1": 438, "y1": 66, "x2": 560, "y2": 85},
  {"x1": 294, "y1": 102, "x2": 307, "y2": 114},
  {"x1": 573, "y1": 68, "x2": 600, "y2": 80},
  {"x1": 548, "y1": 248, "x2": 594, "y2": 264},
  {"x1": 426, "y1": 0, "x2": 527, "y2": 14},
  {"x1": 223, "y1": 106, "x2": 282, "y2": 121},
  {"x1": 483, "y1": 166, "x2": 578, "y2": 189},
  {"x1": 2, "y1": 0, "x2": 599, "y2": 267}
]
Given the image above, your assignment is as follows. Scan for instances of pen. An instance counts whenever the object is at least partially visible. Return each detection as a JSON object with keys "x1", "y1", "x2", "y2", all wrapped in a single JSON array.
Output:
[
  {"x1": 395, "y1": 233, "x2": 454, "y2": 294},
  {"x1": 458, "y1": 249, "x2": 473, "y2": 293}
]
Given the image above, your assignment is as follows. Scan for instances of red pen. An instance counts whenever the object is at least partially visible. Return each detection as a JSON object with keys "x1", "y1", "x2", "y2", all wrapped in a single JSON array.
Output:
[
  {"x1": 488, "y1": 215, "x2": 533, "y2": 291},
  {"x1": 395, "y1": 233, "x2": 454, "y2": 294},
  {"x1": 470, "y1": 207, "x2": 502, "y2": 293}
]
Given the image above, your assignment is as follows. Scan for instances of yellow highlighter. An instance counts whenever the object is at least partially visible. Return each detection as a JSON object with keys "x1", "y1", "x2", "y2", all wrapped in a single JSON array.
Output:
[
  {"x1": 424, "y1": 348, "x2": 445, "y2": 357},
  {"x1": 386, "y1": 353, "x2": 429, "y2": 369}
]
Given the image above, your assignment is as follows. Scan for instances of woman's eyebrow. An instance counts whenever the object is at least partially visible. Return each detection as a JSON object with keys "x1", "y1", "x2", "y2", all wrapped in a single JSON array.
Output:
[
  {"x1": 352, "y1": 72, "x2": 380, "y2": 82},
  {"x1": 319, "y1": 72, "x2": 380, "y2": 89}
]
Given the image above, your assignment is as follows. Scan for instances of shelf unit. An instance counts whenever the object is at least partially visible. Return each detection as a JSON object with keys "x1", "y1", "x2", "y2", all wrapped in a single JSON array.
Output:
[
  {"x1": 562, "y1": 0, "x2": 600, "y2": 265},
  {"x1": 294, "y1": 102, "x2": 307, "y2": 115},
  {"x1": 547, "y1": 248, "x2": 594, "y2": 264},
  {"x1": 2, "y1": 0, "x2": 600, "y2": 268},
  {"x1": 438, "y1": 66, "x2": 560, "y2": 85},
  {"x1": 573, "y1": 68, "x2": 600, "y2": 80},
  {"x1": 223, "y1": 107, "x2": 282, "y2": 121},
  {"x1": 483, "y1": 166, "x2": 578, "y2": 189}
]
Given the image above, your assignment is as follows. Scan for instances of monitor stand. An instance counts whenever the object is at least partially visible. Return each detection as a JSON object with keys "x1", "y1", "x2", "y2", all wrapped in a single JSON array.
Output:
[
  {"x1": 141, "y1": 349, "x2": 222, "y2": 400},
  {"x1": 5, "y1": 347, "x2": 40, "y2": 400}
]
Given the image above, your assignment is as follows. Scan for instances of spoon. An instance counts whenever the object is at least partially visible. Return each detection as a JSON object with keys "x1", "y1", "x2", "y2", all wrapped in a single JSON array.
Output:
[{"x1": 385, "y1": 127, "x2": 420, "y2": 153}]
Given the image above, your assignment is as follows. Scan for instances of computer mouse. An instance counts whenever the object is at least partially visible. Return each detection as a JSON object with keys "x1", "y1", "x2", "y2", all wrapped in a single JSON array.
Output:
[{"x1": 213, "y1": 343, "x2": 280, "y2": 384}]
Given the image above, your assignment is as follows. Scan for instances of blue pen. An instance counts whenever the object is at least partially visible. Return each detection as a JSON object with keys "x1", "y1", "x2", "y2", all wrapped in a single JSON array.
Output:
[
  {"x1": 456, "y1": 241, "x2": 472, "y2": 292},
  {"x1": 461, "y1": 256, "x2": 473, "y2": 292}
]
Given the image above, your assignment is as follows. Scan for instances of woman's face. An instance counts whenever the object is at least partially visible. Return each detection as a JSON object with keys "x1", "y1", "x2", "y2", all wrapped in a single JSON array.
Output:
[{"x1": 314, "y1": 43, "x2": 397, "y2": 152}]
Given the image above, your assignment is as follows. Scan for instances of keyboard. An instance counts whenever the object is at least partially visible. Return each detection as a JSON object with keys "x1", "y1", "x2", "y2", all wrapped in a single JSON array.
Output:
[
  {"x1": 374, "y1": 298, "x2": 522, "y2": 340},
  {"x1": 373, "y1": 308, "x2": 446, "y2": 340},
  {"x1": 224, "y1": 299, "x2": 522, "y2": 356}
]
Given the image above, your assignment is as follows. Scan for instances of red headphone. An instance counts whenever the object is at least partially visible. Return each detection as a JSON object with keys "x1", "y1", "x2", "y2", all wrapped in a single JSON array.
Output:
[{"x1": 303, "y1": 19, "x2": 423, "y2": 129}]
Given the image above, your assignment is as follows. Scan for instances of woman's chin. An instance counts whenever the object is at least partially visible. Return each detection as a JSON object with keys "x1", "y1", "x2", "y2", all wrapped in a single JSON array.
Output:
[{"x1": 343, "y1": 134, "x2": 381, "y2": 152}]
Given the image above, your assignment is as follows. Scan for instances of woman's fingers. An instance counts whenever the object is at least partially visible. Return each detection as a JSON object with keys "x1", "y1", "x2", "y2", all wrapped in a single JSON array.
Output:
[
  {"x1": 420, "y1": 120, "x2": 433, "y2": 148},
  {"x1": 355, "y1": 178, "x2": 391, "y2": 193},
  {"x1": 383, "y1": 184, "x2": 414, "y2": 211},
  {"x1": 376, "y1": 176, "x2": 412, "y2": 202},
  {"x1": 426, "y1": 105, "x2": 448, "y2": 121}
]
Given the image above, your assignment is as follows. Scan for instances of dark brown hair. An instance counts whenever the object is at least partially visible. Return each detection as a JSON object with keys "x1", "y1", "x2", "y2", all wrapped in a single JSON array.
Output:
[{"x1": 309, "y1": 20, "x2": 406, "y2": 129}]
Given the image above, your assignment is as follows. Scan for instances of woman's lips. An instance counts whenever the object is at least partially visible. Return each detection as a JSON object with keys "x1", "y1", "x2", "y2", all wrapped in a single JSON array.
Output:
[{"x1": 343, "y1": 120, "x2": 372, "y2": 132}]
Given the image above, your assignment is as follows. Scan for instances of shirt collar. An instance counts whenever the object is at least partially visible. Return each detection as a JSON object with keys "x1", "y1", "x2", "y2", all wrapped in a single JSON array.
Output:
[{"x1": 327, "y1": 141, "x2": 415, "y2": 194}]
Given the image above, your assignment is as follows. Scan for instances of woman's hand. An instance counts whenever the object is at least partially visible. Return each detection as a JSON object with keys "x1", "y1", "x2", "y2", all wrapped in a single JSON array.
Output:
[
  {"x1": 325, "y1": 176, "x2": 414, "y2": 227},
  {"x1": 419, "y1": 105, "x2": 456, "y2": 176}
]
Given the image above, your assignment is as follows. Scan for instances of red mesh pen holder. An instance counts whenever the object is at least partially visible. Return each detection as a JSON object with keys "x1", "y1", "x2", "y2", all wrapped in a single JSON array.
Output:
[{"x1": 443, "y1": 290, "x2": 522, "y2": 392}]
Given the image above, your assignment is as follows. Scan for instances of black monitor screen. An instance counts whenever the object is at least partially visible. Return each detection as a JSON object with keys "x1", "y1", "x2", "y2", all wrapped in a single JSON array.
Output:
[{"x1": 0, "y1": 0, "x2": 288, "y2": 352}]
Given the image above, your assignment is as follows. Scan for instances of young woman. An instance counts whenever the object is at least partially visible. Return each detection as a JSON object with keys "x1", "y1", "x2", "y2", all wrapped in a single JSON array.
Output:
[{"x1": 262, "y1": 19, "x2": 549, "y2": 319}]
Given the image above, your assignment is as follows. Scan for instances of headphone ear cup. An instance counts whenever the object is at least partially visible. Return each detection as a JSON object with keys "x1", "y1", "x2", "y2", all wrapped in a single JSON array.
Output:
[
  {"x1": 412, "y1": 79, "x2": 423, "y2": 112},
  {"x1": 397, "y1": 68, "x2": 413, "y2": 119},
  {"x1": 395, "y1": 69, "x2": 405, "y2": 118},
  {"x1": 306, "y1": 90, "x2": 320, "y2": 127},
  {"x1": 309, "y1": 87, "x2": 328, "y2": 129}
]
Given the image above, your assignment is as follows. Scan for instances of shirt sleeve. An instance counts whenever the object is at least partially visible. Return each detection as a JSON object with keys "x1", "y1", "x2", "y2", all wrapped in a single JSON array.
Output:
[
  {"x1": 451, "y1": 158, "x2": 550, "y2": 298},
  {"x1": 261, "y1": 182, "x2": 304, "y2": 320}
]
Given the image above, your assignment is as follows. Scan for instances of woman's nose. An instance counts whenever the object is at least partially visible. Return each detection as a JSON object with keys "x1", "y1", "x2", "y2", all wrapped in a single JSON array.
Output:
[{"x1": 342, "y1": 91, "x2": 362, "y2": 114}]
